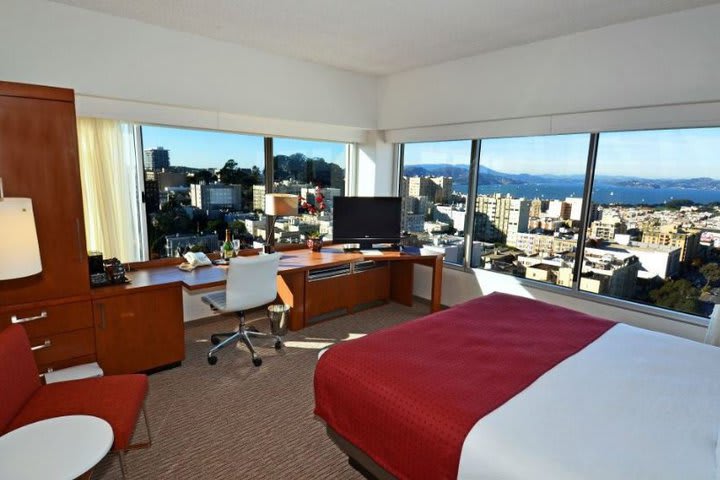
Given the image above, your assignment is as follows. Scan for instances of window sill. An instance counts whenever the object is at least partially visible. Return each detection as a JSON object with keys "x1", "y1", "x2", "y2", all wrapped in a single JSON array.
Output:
[{"x1": 470, "y1": 267, "x2": 710, "y2": 328}]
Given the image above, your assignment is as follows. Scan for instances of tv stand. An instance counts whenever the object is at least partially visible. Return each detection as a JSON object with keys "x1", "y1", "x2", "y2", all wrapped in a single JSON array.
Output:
[{"x1": 343, "y1": 243, "x2": 399, "y2": 253}]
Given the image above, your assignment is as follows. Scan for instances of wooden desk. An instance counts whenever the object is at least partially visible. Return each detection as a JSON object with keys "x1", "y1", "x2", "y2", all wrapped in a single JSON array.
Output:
[
  {"x1": 112, "y1": 249, "x2": 443, "y2": 331},
  {"x1": 0, "y1": 249, "x2": 442, "y2": 375}
]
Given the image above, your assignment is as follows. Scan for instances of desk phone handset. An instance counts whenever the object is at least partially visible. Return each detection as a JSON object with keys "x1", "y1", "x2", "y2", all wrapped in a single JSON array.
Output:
[{"x1": 178, "y1": 252, "x2": 212, "y2": 271}]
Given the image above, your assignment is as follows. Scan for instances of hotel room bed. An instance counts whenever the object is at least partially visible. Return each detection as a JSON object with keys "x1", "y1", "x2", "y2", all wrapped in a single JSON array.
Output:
[{"x1": 314, "y1": 292, "x2": 720, "y2": 480}]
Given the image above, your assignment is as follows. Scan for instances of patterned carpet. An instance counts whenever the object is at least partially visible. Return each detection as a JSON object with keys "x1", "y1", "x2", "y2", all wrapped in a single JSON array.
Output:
[{"x1": 94, "y1": 301, "x2": 427, "y2": 479}]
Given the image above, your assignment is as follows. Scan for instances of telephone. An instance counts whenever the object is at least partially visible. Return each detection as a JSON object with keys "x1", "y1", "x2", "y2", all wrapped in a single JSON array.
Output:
[{"x1": 178, "y1": 252, "x2": 212, "y2": 271}]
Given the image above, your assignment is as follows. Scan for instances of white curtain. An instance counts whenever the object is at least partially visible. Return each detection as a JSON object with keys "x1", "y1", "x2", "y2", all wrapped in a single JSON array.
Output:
[{"x1": 77, "y1": 118, "x2": 144, "y2": 262}]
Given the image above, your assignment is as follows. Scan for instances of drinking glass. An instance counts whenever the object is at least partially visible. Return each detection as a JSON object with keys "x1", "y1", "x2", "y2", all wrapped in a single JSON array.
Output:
[{"x1": 232, "y1": 239, "x2": 241, "y2": 256}]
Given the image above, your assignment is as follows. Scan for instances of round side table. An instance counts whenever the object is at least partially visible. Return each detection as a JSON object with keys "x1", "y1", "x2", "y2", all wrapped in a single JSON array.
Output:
[{"x1": 0, "y1": 415, "x2": 113, "y2": 480}]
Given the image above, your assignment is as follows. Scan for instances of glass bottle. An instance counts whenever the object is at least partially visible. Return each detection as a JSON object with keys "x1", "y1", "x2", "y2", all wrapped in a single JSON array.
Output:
[{"x1": 222, "y1": 229, "x2": 234, "y2": 259}]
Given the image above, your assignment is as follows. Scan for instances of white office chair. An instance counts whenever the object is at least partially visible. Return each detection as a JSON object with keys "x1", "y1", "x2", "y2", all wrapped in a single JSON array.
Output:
[{"x1": 203, "y1": 253, "x2": 283, "y2": 367}]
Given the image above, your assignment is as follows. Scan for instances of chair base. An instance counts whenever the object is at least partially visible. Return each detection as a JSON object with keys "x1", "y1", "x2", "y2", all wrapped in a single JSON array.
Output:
[{"x1": 207, "y1": 312, "x2": 283, "y2": 367}]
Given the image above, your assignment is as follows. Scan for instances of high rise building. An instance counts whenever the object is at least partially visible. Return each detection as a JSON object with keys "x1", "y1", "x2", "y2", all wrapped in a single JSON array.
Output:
[
  {"x1": 546, "y1": 200, "x2": 572, "y2": 220},
  {"x1": 640, "y1": 225, "x2": 700, "y2": 263},
  {"x1": 144, "y1": 147, "x2": 170, "y2": 171},
  {"x1": 474, "y1": 194, "x2": 530, "y2": 242},
  {"x1": 190, "y1": 184, "x2": 243, "y2": 211},
  {"x1": 407, "y1": 176, "x2": 435, "y2": 199},
  {"x1": 530, "y1": 198, "x2": 549, "y2": 218},
  {"x1": 406, "y1": 176, "x2": 453, "y2": 204},
  {"x1": 430, "y1": 176, "x2": 453, "y2": 203},
  {"x1": 252, "y1": 185, "x2": 266, "y2": 211}
]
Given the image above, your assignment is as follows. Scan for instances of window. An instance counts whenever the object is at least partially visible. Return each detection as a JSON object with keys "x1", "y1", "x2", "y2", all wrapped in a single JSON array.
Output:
[
  {"x1": 474, "y1": 134, "x2": 591, "y2": 285},
  {"x1": 401, "y1": 140, "x2": 472, "y2": 265},
  {"x1": 272, "y1": 138, "x2": 349, "y2": 243},
  {"x1": 399, "y1": 128, "x2": 720, "y2": 322},
  {"x1": 140, "y1": 126, "x2": 265, "y2": 259},
  {"x1": 580, "y1": 128, "x2": 720, "y2": 318}
]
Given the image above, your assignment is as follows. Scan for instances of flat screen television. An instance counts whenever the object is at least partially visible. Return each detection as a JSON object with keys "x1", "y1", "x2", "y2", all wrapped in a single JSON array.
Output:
[{"x1": 333, "y1": 196, "x2": 402, "y2": 249}]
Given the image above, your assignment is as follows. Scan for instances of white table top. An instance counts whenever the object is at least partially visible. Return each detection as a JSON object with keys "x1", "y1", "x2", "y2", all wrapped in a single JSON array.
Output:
[{"x1": 0, "y1": 415, "x2": 113, "y2": 480}]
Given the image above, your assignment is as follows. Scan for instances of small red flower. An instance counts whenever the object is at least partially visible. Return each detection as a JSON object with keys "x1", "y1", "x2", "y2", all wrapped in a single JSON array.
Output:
[{"x1": 299, "y1": 189, "x2": 326, "y2": 215}]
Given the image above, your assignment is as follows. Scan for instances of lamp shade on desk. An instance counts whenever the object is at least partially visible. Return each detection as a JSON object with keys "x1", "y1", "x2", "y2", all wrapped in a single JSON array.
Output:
[
  {"x1": 0, "y1": 198, "x2": 42, "y2": 280},
  {"x1": 265, "y1": 194, "x2": 298, "y2": 216}
]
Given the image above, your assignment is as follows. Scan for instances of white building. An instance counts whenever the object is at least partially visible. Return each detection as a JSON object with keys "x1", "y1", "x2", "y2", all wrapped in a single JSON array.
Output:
[{"x1": 190, "y1": 183, "x2": 243, "y2": 211}]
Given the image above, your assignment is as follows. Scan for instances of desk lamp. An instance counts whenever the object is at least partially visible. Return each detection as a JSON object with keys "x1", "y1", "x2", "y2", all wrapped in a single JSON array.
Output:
[
  {"x1": 264, "y1": 193, "x2": 298, "y2": 253},
  {"x1": 0, "y1": 178, "x2": 42, "y2": 280}
]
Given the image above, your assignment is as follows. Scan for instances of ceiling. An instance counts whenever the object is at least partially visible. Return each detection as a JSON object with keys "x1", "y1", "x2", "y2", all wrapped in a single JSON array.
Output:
[{"x1": 49, "y1": 0, "x2": 720, "y2": 75}]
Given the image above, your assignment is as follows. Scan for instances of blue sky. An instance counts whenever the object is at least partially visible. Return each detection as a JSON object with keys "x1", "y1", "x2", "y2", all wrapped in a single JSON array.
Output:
[
  {"x1": 142, "y1": 125, "x2": 347, "y2": 169},
  {"x1": 403, "y1": 128, "x2": 720, "y2": 178}
]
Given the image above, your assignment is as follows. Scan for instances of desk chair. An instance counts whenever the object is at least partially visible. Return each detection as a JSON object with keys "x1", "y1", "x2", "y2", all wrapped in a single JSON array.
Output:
[{"x1": 204, "y1": 253, "x2": 283, "y2": 367}]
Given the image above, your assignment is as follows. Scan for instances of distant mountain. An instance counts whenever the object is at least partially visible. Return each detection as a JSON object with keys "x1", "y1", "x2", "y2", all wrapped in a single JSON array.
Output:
[
  {"x1": 614, "y1": 177, "x2": 720, "y2": 190},
  {"x1": 404, "y1": 163, "x2": 720, "y2": 190}
]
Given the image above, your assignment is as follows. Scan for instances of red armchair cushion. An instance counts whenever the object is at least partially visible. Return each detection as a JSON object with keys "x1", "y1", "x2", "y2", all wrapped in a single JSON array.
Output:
[
  {"x1": 6, "y1": 374, "x2": 148, "y2": 451},
  {"x1": 0, "y1": 325, "x2": 41, "y2": 433}
]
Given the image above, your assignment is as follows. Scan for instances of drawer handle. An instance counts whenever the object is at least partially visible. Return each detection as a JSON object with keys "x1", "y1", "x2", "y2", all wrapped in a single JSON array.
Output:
[
  {"x1": 31, "y1": 339, "x2": 51, "y2": 351},
  {"x1": 11, "y1": 311, "x2": 48, "y2": 324}
]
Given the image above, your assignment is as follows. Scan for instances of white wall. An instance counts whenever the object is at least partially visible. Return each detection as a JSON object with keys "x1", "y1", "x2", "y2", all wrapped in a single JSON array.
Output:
[
  {"x1": 0, "y1": 0, "x2": 377, "y2": 134},
  {"x1": 356, "y1": 131, "x2": 396, "y2": 196},
  {"x1": 378, "y1": 4, "x2": 720, "y2": 131}
]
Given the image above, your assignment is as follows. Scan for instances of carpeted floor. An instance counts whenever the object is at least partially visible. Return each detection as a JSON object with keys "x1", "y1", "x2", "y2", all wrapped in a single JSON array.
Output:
[{"x1": 93, "y1": 301, "x2": 427, "y2": 479}]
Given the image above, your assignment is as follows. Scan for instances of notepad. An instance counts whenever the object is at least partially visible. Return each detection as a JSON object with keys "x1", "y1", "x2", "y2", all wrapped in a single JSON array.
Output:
[{"x1": 360, "y1": 249, "x2": 384, "y2": 256}]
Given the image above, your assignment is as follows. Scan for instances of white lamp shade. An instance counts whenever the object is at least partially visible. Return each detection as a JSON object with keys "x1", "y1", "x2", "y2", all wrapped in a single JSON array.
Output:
[
  {"x1": 265, "y1": 194, "x2": 298, "y2": 216},
  {"x1": 0, "y1": 198, "x2": 42, "y2": 280}
]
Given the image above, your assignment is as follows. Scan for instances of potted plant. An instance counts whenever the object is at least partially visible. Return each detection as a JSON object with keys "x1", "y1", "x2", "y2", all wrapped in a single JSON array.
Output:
[{"x1": 305, "y1": 229, "x2": 325, "y2": 252}]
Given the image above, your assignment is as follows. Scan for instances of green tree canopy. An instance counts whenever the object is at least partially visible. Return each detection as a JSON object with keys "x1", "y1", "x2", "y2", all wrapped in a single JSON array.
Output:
[
  {"x1": 649, "y1": 279, "x2": 700, "y2": 314},
  {"x1": 700, "y1": 263, "x2": 720, "y2": 288}
]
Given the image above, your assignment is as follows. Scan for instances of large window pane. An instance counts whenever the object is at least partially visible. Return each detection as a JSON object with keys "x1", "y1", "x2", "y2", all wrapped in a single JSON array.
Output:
[
  {"x1": 141, "y1": 125, "x2": 265, "y2": 258},
  {"x1": 580, "y1": 128, "x2": 720, "y2": 318},
  {"x1": 401, "y1": 140, "x2": 472, "y2": 265},
  {"x1": 272, "y1": 138, "x2": 348, "y2": 243},
  {"x1": 473, "y1": 134, "x2": 591, "y2": 284}
]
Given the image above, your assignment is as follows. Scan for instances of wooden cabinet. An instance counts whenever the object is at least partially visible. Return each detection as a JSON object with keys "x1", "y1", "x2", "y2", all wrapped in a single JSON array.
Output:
[
  {"x1": 93, "y1": 286, "x2": 185, "y2": 375},
  {"x1": 0, "y1": 81, "x2": 93, "y2": 372},
  {"x1": 352, "y1": 263, "x2": 390, "y2": 308},
  {"x1": 0, "y1": 299, "x2": 96, "y2": 373},
  {"x1": 0, "y1": 81, "x2": 89, "y2": 306},
  {"x1": 304, "y1": 261, "x2": 391, "y2": 324}
]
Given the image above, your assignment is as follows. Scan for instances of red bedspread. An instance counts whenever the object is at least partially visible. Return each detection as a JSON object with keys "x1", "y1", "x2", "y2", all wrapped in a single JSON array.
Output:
[{"x1": 314, "y1": 292, "x2": 615, "y2": 480}]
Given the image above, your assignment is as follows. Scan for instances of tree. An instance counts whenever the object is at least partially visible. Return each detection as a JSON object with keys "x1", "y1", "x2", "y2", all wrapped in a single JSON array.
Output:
[
  {"x1": 700, "y1": 263, "x2": 720, "y2": 288},
  {"x1": 191, "y1": 169, "x2": 216, "y2": 184},
  {"x1": 218, "y1": 159, "x2": 240, "y2": 184},
  {"x1": 649, "y1": 279, "x2": 700, "y2": 314}
]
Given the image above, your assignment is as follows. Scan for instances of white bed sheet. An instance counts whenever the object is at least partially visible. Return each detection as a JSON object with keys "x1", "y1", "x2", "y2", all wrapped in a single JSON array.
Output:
[{"x1": 458, "y1": 323, "x2": 720, "y2": 480}]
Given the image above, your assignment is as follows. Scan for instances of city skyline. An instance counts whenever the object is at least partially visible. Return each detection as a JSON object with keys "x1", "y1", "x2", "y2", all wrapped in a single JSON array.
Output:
[
  {"x1": 404, "y1": 128, "x2": 720, "y2": 179},
  {"x1": 141, "y1": 125, "x2": 347, "y2": 170}
]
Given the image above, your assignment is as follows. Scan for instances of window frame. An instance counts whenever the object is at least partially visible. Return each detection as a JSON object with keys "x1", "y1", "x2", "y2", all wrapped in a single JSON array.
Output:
[{"x1": 399, "y1": 128, "x2": 716, "y2": 328}]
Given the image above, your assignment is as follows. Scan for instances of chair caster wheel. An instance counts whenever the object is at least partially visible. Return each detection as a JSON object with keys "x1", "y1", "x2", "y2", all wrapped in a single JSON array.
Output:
[
  {"x1": 274, "y1": 340, "x2": 283, "y2": 350},
  {"x1": 252, "y1": 357, "x2": 262, "y2": 367},
  {"x1": 208, "y1": 355, "x2": 218, "y2": 365},
  {"x1": 210, "y1": 335, "x2": 220, "y2": 345}
]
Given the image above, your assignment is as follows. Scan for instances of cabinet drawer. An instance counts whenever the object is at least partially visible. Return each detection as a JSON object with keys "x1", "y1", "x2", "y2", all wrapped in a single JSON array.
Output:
[
  {"x1": 0, "y1": 300, "x2": 93, "y2": 338},
  {"x1": 306, "y1": 273, "x2": 353, "y2": 320},
  {"x1": 29, "y1": 327, "x2": 95, "y2": 367}
]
